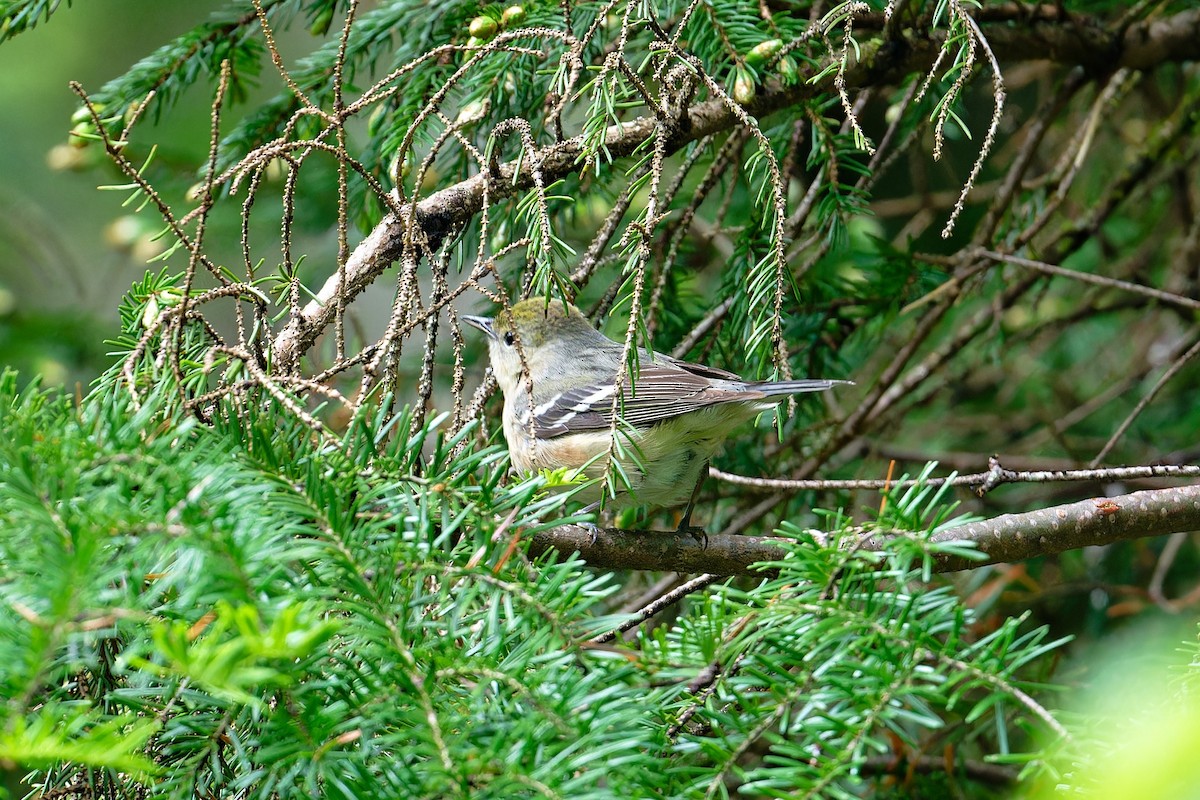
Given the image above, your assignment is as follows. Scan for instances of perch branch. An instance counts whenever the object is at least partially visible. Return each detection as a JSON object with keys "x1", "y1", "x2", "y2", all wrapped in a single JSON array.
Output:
[{"x1": 528, "y1": 484, "x2": 1200, "y2": 576}]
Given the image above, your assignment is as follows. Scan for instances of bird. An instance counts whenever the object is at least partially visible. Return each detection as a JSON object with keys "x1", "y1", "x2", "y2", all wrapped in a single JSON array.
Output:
[{"x1": 462, "y1": 298, "x2": 849, "y2": 524}]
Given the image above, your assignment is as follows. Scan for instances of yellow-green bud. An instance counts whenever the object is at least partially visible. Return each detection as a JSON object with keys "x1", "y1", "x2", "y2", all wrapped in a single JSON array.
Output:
[
  {"x1": 141, "y1": 295, "x2": 160, "y2": 329},
  {"x1": 33, "y1": 358, "x2": 68, "y2": 386},
  {"x1": 745, "y1": 39, "x2": 782, "y2": 67},
  {"x1": 501, "y1": 5, "x2": 526, "y2": 26},
  {"x1": 469, "y1": 15, "x2": 498, "y2": 40},
  {"x1": 69, "y1": 121, "x2": 95, "y2": 148},
  {"x1": 455, "y1": 98, "x2": 488, "y2": 126},
  {"x1": 778, "y1": 55, "x2": 799, "y2": 84},
  {"x1": 367, "y1": 104, "x2": 388, "y2": 137},
  {"x1": 489, "y1": 220, "x2": 510, "y2": 254},
  {"x1": 46, "y1": 143, "x2": 89, "y2": 171},
  {"x1": 140, "y1": 288, "x2": 183, "y2": 328},
  {"x1": 104, "y1": 215, "x2": 143, "y2": 249},
  {"x1": 388, "y1": 152, "x2": 412, "y2": 188},
  {"x1": 70, "y1": 104, "x2": 102, "y2": 125},
  {"x1": 732, "y1": 68, "x2": 756, "y2": 105}
]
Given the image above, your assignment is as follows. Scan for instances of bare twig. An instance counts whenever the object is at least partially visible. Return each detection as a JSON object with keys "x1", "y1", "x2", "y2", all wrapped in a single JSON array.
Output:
[
  {"x1": 710, "y1": 461, "x2": 1200, "y2": 494},
  {"x1": 978, "y1": 250, "x2": 1200, "y2": 312}
]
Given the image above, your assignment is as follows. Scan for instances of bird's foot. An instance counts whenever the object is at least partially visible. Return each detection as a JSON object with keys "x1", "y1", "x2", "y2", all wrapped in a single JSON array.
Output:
[
  {"x1": 578, "y1": 521, "x2": 602, "y2": 545},
  {"x1": 675, "y1": 519, "x2": 708, "y2": 550},
  {"x1": 674, "y1": 505, "x2": 710, "y2": 548},
  {"x1": 573, "y1": 502, "x2": 603, "y2": 545}
]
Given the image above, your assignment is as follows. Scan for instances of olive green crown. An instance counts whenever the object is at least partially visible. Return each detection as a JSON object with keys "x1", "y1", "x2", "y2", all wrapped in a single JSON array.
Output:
[{"x1": 496, "y1": 298, "x2": 590, "y2": 347}]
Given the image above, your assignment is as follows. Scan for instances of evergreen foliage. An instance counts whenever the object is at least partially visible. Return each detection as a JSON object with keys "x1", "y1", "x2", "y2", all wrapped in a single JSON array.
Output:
[
  {"x1": 4, "y1": 0, "x2": 1200, "y2": 797},
  {"x1": 0, "y1": 368, "x2": 1064, "y2": 798}
]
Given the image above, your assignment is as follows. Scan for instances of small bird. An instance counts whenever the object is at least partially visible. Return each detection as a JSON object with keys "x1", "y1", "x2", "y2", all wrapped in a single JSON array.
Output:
[{"x1": 463, "y1": 298, "x2": 849, "y2": 521}]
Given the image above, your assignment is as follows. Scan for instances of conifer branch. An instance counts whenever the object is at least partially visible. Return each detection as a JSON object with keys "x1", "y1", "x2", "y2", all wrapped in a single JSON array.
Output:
[
  {"x1": 271, "y1": 6, "x2": 1200, "y2": 366},
  {"x1": 529, "y1": 483, "x2": 1200, "y2": 576}
]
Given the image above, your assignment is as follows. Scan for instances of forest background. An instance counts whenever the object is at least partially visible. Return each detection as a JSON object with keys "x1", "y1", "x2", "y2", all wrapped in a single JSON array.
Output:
[{"x1": 2, "y1": 1, "x2": 1200, "y2": 798}]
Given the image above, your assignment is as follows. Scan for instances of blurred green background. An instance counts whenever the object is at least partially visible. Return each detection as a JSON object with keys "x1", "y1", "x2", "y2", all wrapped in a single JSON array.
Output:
[{"x1": 0, "y1": 1, "x2": 232, "y2": 386}]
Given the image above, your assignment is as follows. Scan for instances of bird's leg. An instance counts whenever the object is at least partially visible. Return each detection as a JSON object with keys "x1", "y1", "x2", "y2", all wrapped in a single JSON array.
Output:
[
  {"x1": 576, "y1": 500, "x2": 603, "y2": 545},
  {"x1": 677, "y1": 462, "x2": 709, "y2": 549}
]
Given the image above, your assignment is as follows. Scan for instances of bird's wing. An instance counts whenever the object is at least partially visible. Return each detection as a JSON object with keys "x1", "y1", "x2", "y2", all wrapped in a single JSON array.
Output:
[{"x1": 531, "y1": 359, "x2": 762, "y2": 439}]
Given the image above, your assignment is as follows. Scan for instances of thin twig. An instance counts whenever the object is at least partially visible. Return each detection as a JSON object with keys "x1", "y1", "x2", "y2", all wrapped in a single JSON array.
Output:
[{"x1": 711, "y1": 462, "x2": 1200, "y2": 494}]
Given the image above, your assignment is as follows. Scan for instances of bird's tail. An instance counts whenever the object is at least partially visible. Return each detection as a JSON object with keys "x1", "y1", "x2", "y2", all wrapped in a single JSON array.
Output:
[{"x1": 753, "y1": 378, "x2": 854, "y2": 396}]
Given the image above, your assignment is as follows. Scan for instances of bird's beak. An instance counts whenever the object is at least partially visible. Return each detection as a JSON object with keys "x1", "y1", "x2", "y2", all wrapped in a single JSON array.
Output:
[{"x1": 461, "y1": 314, "x2": 496, "y2": 341}]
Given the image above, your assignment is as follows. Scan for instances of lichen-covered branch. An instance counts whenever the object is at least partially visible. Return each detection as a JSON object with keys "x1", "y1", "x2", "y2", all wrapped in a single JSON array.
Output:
[{"x1": 271, "y1": 7, "x2": 1200, "y2": 367}]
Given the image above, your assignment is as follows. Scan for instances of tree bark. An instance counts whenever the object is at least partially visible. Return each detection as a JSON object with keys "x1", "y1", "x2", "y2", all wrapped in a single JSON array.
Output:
[{"x1": 527, "y1": 484, "x2": 1200, "y2": 576}]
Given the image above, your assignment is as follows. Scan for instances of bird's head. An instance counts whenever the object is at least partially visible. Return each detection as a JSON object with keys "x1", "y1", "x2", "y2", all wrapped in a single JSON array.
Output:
[{"x1": 462, "y1": 298, "x2": 599, "y2": 393}]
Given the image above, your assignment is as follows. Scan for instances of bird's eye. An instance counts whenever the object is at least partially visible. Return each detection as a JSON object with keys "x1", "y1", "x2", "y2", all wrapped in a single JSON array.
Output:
[{"x1": 502, "y1": 331, "x2": 516, "y2": 346}]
